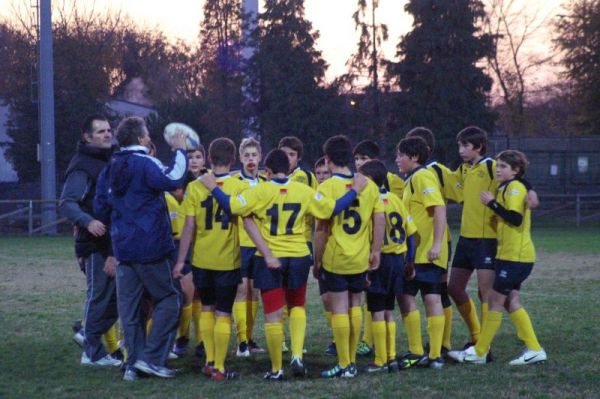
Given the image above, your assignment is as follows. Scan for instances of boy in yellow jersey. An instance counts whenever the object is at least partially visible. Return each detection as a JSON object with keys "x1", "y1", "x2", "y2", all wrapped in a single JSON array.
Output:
[
  {"x1": 231, "y1": 138, "x2": 266, "y2": 356},
  {"x1": 352, "y1": 139, "x2": 406, "y2": 357},
  {"x1": 173, "y1": 138, "x2": 245, "y2": 381},
  {"x1": 314, "y1": 157, "x2": 332, "y2": 184},
  {"x1": 405, "y1": 127, "x2": 462, "y2": 355},
  {"x1": 395, "y1": 137, "x2": 448, "y2": 370},
  {"x1": 198, "y1": 148, "x2": 366, "y2": 380},
  {"x1": 449, "y1": 150, "x2": 546, "y2": 365},
  {"x1": 358, "y1": 160, "x2": 417, "y2": 373},
  {"x1": 315, "y1": 135, "x2": 385, "y2": 379},
  {"x1": 167, "y1": 145, "x2": 206, "y2": 359}
]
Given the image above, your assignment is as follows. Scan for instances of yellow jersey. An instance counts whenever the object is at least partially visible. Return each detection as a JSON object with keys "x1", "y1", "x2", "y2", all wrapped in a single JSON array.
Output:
[
  {"x1": 290, "y1": 166, "x2": 318, "y2": 242},
  {"x1": 232, "y1": 170, "x2": 266, "y2": 248},
  {"x1": 495, "y1": 179, "x2": 535, "y2": 262},
  {"x1": 386, "y1": 172, "x2": 405, "y2": 199},
  {"x1": 403, "y1": 167, "x2": 448, "y2": 268},
  {"x1": 182, "y1": 173, "x2": 245, "y2": 270},
  {"x1": 380, "y1": 190, "x2": 417, "y2": 255},
  {"x1": 425, "y1": 160, "x2": 463, "y2": 242},
  {"x1": 165, "y1": 192, "x2": 184, "y2": 240},
  {"x1": 230, "y1": 178, "x2": 336, "y2": 258},
  {"x1": 457, "y1": 157, "x2": 498, "y2": 238},
  {"x1": 318, "y1": 173, "x2": 385, "y2": 275}
]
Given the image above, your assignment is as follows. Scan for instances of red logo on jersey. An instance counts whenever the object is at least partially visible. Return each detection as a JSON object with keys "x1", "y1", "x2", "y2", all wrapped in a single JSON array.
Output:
[{"x1": 280, "y1": 188, "x2": 287, "y2": 195}]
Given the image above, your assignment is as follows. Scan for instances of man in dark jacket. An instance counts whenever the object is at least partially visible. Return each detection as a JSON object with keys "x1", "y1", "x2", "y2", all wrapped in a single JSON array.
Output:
[
  {"x1": 59, "y1": 114, "x2": 121, "y2": 367},
  {"x1": 94, "y1": 116, "x2": 187, "y2": 380}
]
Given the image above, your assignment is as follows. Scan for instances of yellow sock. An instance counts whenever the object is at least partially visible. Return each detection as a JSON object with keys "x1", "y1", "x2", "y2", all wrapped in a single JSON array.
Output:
[
  {"x1": 443, "y1": 306, "x2": 453, "y2": 350},
  {"x1": 362, "y1": 304, "x2": 373, "y2": 346},
  {"x1": 331, "y1": 314, "x2": 350, "y2": 368},
  {"x1": 233, "y1": 301, "x2": 248, "y2": 344},
  {"x1": 372, "y1": 320, "x2": 387, "y2": 366},
  {"x1": 290, "y1": 307, "x2": 307, "y2": 359},
  {"x1": 200, "y1": 311, "x2": 216, "y2": 364},
  {"x1": 349, "y1": 306, "x2": 362, "y2": 364},
  {"x1": 247, "y1": 300, "x2": 259, "y2": 342},
  {"x1": 457, "y1": 299, "x2": 481, "y2": 343},
  {"x1": 213, "y1": 316, "x2": 232, "y2": 372},
  {"x1": 481, "y1": 302, "x2": 488, "y2": 331},
  {"x1": 265, "y1": 322, "x2": 284, "y2": 372},
  {"x1": 177, "y1": 304, "x2": 192, "y2": 339},
  {"x1": 146, "y1": 318, "x2": 153, "y2": 336},
  {"x1": 386, "y1": 321, "x2": 396, "y2": 361},
  {"x1": 475, "y1": 310, "x2": 502, "y2": 356},
  {"x1": 402, "y1": 310, "x2": 424, "y2": 355},
  {"x1": 510, "y1": 308, "x2": 542, "y2": 351},
  {"x1": 426, "y1": 315, "x2": 445, "y2": 359},
  {"x1": 102, "y1": 324, "x2": 119, "y2": 354},
  {"x1": 192, "y1": 300, "x2": 202, "y2": 344}
]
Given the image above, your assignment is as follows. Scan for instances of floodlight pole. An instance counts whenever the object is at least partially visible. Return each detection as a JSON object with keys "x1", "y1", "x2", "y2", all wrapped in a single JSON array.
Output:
[
  {"x1": 39, "y1": 0, "x2": 57, "y2": 234},
  {"x1": 241, "y1": 0, "x2": 259, "y2": 138}
]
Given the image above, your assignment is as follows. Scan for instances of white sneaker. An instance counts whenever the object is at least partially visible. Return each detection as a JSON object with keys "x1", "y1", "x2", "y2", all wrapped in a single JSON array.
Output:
[
  {"x1": 72, "y1": 331, "x2": 85, "y2": 348},
  {"x1": 168, "y1": 351, "x2": 178, "y2": 360},
  {"x1": 447, "y1": 345, "x2": 487, "y2": 364},
  {"x1": 509, "y1": 348, "x2": 547, "y2": 365},
  {"x1": 236, "y1": 342, "x2": 250, "y2": 357},
  {"x1": 81, "y1": 352, "x2": 122, "y2": 367}
]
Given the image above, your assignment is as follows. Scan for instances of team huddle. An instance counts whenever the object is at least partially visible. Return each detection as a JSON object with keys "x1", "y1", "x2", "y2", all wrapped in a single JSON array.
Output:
[{"x1": 59, "y1": 115, "x2": 547, "y2": 383}]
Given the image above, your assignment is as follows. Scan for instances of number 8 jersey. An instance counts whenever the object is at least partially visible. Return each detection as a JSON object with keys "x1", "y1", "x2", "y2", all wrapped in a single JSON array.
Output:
[
  {"x1": 183, "y1": 173, "x2": 246, "y2": 270},
  {"x1": 318, "y1": 173, "x2": 385, "y2": 275},
  {"x1": 380, "y1": 190, "x2": 417, "y2": 255}
]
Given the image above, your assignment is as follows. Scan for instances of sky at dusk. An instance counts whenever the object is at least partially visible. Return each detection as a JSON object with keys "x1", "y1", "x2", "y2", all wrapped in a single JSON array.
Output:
[{"x1": 0, "y1": 0, "x2": 566, "y2": 87}]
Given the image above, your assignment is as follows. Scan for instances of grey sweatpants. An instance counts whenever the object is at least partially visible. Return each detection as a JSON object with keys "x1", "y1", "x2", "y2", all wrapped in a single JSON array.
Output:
[{"x1": 116, "y1": 258, "x2": 181, "y2": 367}]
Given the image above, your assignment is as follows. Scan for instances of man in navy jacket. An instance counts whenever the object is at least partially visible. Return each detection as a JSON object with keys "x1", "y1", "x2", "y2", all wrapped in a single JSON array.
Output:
[{"x1": 95, "y1": 116, "x2": 187, "y2": 380}]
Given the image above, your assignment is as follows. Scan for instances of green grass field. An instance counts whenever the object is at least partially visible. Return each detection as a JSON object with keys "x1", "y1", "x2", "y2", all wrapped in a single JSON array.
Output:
[{"x1": 1, "y1": 226, "x2": 599, "y2": 398}]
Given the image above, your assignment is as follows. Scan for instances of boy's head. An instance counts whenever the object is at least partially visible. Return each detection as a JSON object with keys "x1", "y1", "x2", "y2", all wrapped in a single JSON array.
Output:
[
  {"x1": 278, "y1": 136, "x2": 303, "y2": 171},
  {"x1": 208, "y1": 137, "x2": 236, "y2": 167},
  {"x1": 323, "y1": 135, "x2": 353, "y2": 169},
  {"x1": 395, "y1": 137, "x2": 429, "y2": 174},
  {"x1": 457, "y1": 126, "x2": 488, "y2": 162},
  {"x1": 358, "y1": 159, "x2": 387, "y2": 188},
  {"x1": 353, "y1": 139, "x2": 380, "y2": 169},
  {"x1": 496, "y1": 150, "x2": 528, "y2": 181},
  {"x1": 263, "y1": 149, "x2": 290, "y2": 177},
  {"x1": 406, "y1": 127, "x2": 435, "y2": 158},
  {"x1": 239, "y1": 137, "x2": 262, "y2": 173},
  {"x1": 116, "y1": 116, "x2": 150, "y2": 149},
  {"x1": 314, "y1": 156, "x2": 331, "y2": 183},
  {"x1": 188, "y1": 145, "x2": 206, "y2": 175}
]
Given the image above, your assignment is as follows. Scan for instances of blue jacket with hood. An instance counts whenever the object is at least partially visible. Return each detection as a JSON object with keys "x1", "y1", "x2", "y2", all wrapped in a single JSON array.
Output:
[{"x1": 94, "y1": 145, "x2": 188, "y2": 263}]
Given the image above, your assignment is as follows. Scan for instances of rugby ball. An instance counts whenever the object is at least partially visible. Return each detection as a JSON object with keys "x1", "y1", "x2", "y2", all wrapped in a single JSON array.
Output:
[{"x1": 164, "y1": 122, "x2": 200, "y2": 150}]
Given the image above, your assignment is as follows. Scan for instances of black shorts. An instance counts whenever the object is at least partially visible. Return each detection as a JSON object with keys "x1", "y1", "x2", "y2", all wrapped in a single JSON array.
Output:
[
  {"x1": 253, "y1": 256, "x2": 311, "y2": 291},
  {"x1": 451, "y1": 237, "x2": 496, "y2": 270},
  {"x1": 492, "y1": 260, "x2": 534, "y2": 295},
  {"x1": 367, "y1": 293, "x2": 396, "y2": 313},
  {"x1": 192, "y1": 268, "x2": 241, "y2": 312},
  {"x1": 318, "y1": 267, "x2": 328, "y2": 296},
  {"x1": 367, "y1": 253, "x2": 405, "y2": 296},
  {"x1": 173, "y1": 240, "x2": 193, "y2": 275},
  {"x1": 322, "y1": 269, "x2": 367, "y2": 293},
  {"x1": 403, "y1": 263, "x2": 443, "y2": 296},
  {"x1": 240, "y1": 247, "x2": 257, "y2": 279}
]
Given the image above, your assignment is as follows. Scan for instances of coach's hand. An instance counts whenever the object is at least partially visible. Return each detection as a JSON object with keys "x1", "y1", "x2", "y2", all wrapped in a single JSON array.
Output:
[
  {"x1": 87, "y1": 219, "x2": 106, "y2": 237},
  {"x1": 104, "y1": 256, "x2": 116, "y2": 277},
  {"x1": 480, "y1": 191, "x2": 494, "y2": 205},
  {"x1": 404, "y1": 262, "x2": 416, "y2": 280},
  {"x1": 265, "y1": 255, "x2": 281, "y2": 270},
  {"x1": 173, "y1": 261, "x2": 185, "y2": 279},
  {"x1": 352, "y1": 173, "x2": 368, "y2": 193},
  {"x1": 369, "y1": 250, "x2": 380, "y2": 271},
  {"x1": 171, "y1": 131, "x2": 187, "y2": 151},
  {"x1": 199, "y1": 173, "x2": 218, "y2": 191}
]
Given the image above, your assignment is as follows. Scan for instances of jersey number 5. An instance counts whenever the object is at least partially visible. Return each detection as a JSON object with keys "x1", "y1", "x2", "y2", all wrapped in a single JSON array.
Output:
[
  {"x1": 342, "y1": 208, "x2": 361, "y2": 235},
  {"x1": 266, "y1": 203, "x2": 301, "y2": 235}
]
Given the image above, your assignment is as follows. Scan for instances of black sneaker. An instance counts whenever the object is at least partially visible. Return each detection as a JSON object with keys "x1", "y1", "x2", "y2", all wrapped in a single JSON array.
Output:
[
  {"x1": 397, "y1": 352, "x2": 427, "y2": 370},
  {"x1": 236, "y1": 341, "x2": 250, "y2": 357},
  {"x1": 264, "y1": 369, "x2": 284, "y2": 381},
  {"x1": 290, "y1": 356, "x2": 307, "y2": 377},
  {"x1": 421, "y1": 357, "x2": 445, "y2": 369},
  {"x1": 172, "y1": 337, "x2": 189, "y2": 358},
  {"x1": 195, "y1": 342, "x2": 206, "y2": 359},
  {"x1": 324, "y1": 341, "x2": 337, "y2": 356},
  {"x1": 111, "y1": 349, "x2": 124, "y2": 362}
]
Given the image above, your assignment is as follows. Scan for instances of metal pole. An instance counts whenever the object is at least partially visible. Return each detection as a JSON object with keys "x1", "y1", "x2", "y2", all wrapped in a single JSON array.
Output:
[
  {"x1": 39, "y1": 0, "x2": 57, "y2": 234},
  {"x1": 241, "y1": 0, "x2": 259, "y2": 138},
  {"x1": 28, "y1": 200, "x2": 33, "y2": 236},
  {"x1": 576, "y1": 194, "x2": 581, "y2": 228}
]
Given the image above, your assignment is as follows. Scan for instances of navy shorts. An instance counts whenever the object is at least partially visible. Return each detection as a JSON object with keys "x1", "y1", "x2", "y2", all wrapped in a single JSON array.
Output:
[
  {"x1": 240, "y1": 247, "x2": 257, "y2": 279},
  {"x1": 452, "y1": 237, "x2": 496, "y2": 270},
  {"x1": 173, "y1": 240, "x2": 193, "y2": 275},
  {"x1": 192, "y1": 268, "x2": 240, "y2": 312},
  {"x1": 253, "y1": 256, "x2": 311, "y2": 291},
  {"x1": 403, "y1": 263, "x2": 443, "y2": 296},
  {"x1": 492, "y1": 260, "x2": 534, "y2": 295},
  {"x1": 367, "y1": 253, "x2": 405, "y2": 296},
  {"x1": 318, "y1": 267, "x2": 328, "y2": 296},
  {"x1": 322, "y1": 269, "x2": 367, "y2": 293}
]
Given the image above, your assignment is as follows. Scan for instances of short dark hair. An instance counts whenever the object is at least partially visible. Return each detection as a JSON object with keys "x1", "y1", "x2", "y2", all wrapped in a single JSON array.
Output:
[
  {"x1": 323, "y1": 135, "x2": 353, "y2": 167},
  {"x1": 406, "y1": 127, "x2": 435, "y2": 156},
  {"x1": 116, "y1": 116, "x2": 147, "y2": 147},
  {"x1": 190, "y1": 143, "x2": 206, "y2": 159},
  {"x1": 278, "y1": 136, "x2": 304, "y2": 159},
  {"x1": 456, "y1": 126, "x2": 488, "y2": 155},
  {"x1": 358, "y1": 159, "x2": 387, "y2": 188},
  {"x1": 82, "y1": 114, "x2": 108, "y2": 136},
  {"x1": 208, "y1": 138, "x2": 236, "y2": 167},
  {"x1": 397, "y1": 137, "x2": 429, "y2": 165},
  {"x1": 314, "y1": 156, "x2": 327, "y2": 169},
  {"x1": 496, "y1": 150, "x2": 528, "y2": 178},
  {"x1": 264, "y1": 149, "x2": 290, "y2": 175},
  {"x1": 353, "y1": 139, "x2": 380, "y2": 159}
]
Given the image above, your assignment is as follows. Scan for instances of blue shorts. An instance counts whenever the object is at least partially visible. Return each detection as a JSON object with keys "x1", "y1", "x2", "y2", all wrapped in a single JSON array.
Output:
[
  {"x1": 493, "y1": 260, "x2": 534, "y2": 295},
  {"x1": 253, "y1": 256, "x2": 311, "y2": 290},
  {"x1": 403, "y1": 263, "x2": 443, "y2": 296},
  {"x1": 322, "y1": 269, "x2": 367, "y2": 293},
  {"x1": 318, "y1": 267, "x2": 328, "y2": 296},
  {"x1": 173, "y1": 240, "x2": 192, "y2": 275},
  {"x1": 452, "y1": 237, "x2": 496, "y2": 270},
  {"x1": 240, "y1": 247, "x2": 257, "y2": 279},
  {"x1": 367, "y1": 253, "x2": 405, "y2": 312}
]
